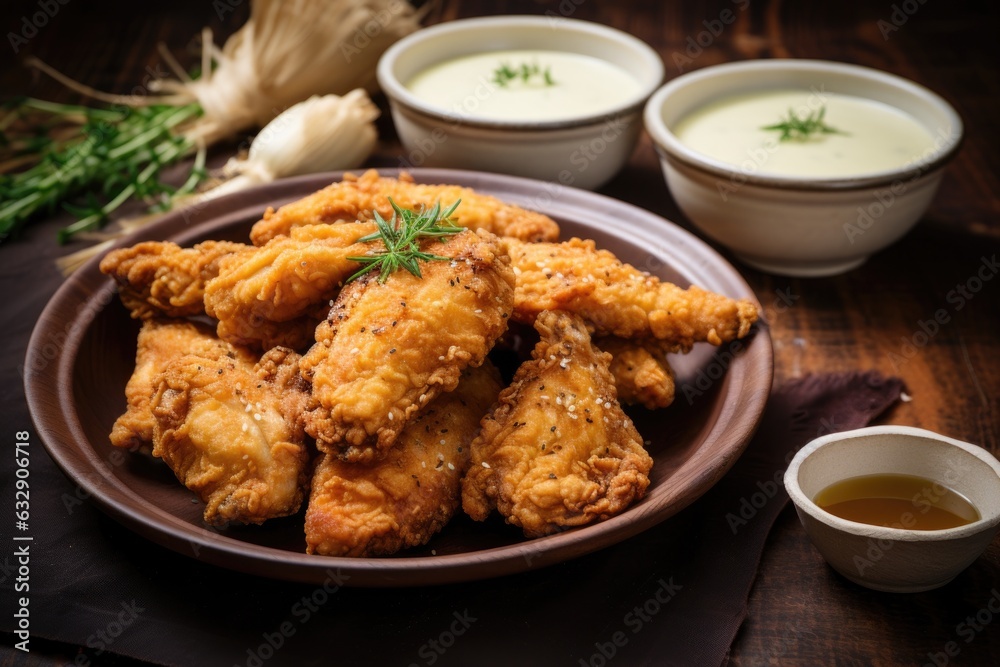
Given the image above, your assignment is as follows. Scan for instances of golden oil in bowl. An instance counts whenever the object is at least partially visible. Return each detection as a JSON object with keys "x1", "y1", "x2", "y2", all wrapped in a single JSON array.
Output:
[{"x1": 814, "y1": 473, "x2": 980, "y2": 530}]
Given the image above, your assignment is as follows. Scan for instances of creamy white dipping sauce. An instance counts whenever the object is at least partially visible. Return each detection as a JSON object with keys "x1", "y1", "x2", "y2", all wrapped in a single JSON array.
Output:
[
  {"x1": 406, "y1": 50, "x2": 642, "y2": 123},
  {"x1": 672, "y1": 90, "x2": 937, "y2": 178}
]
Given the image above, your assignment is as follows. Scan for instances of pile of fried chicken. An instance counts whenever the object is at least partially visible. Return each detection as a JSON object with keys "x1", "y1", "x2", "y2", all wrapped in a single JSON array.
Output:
[{"x1": 100, "y1": 170, "x2": 759, "y2": 557}]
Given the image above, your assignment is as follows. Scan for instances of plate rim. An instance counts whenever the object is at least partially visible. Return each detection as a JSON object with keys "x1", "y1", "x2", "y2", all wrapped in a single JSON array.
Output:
[{"x1": 25, "y1": 168, "x2": 773, "y2": 586}]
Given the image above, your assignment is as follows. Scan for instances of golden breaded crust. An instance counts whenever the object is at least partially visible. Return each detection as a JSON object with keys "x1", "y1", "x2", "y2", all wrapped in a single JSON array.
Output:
[
  {"x1": 596, "y1": 336, "x2": 676, "y2": 410},
  {"x1": 204, "y1": 223, "x2": 379, "y2": 349},
  {"x1": 462, "y1": 310, "x2": 653, "y2": 538},
  {"x1": 506, "y1": 236, "x2": 759, "y2": 348},
  {"x1": 110, "y1": 319, "x2": 252, "y2": 450},
  {"x1": 151, "y1": 347, "x2": 310, "y2": 526},
  {"x1": 305, "y1": 363, "x2": 502, "y2": 557},
  {"x1": 301, "y1": 229, "x2": 515, "y2": 462},
  {"x1": 250, "y1": 169, "x2": 560, "y2": 246},
  {"x1": 100, "y1": 240, "x2": 246, "y2": 319}
]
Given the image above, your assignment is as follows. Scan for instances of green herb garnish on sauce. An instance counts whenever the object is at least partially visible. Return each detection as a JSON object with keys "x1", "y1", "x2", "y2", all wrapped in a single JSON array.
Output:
[
  {"x1": 491, "y1": 62, "x2": 556, "y2": 88},
  {"x1": 761, "y1": 105, "x2": 847, "y2": 142}
]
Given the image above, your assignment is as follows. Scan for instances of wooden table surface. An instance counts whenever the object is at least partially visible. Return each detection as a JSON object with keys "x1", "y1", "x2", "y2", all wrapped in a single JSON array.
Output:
[{"x1": 2, "y1": 0, "x2": 998, "y2": 665}]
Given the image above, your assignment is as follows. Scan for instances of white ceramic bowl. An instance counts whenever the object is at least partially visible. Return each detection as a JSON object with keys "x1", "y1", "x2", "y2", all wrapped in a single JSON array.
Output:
[
  {"x1": 377, "y1": 16, "x2": 664, "y2": 190},
  {"x1": 784, "y1": 426, "x2": 1000, "y2": 593},
  {"x1": 644, "y1": 60, "x2": 963, "y2": 277}
]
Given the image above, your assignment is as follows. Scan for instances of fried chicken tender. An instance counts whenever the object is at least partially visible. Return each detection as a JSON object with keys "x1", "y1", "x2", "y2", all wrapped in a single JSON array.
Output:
[
  {"x1": 305, "y1": 363, "x2": 502, "y2": 557},
  {"x1": 596, "y1": 337, "x2": 676, "y2": 410},
  {"x1": 505, "y1": 237, "x2": 759, "y2": 349},
  {"x1": 204, "y1": 222, "x2": 376, "y2": 348},
  {"x1": 222, "y1": 312, "x2": 325, "y2": 352},
  {"x1": 100, "y1": 240, "x2": 246, "y2": 319},
  {"x1": 110, "y1": 319, "x2": 252, "y2": 450},
  {"x1": 249, "y1": 169, "x2": 559, "y2": 246},
  {"x1": 301, "y1": 229, "x2": 515, "y2": 462},
  {"x1": 254, "y1": 345, "x2": 313, "y2": 436},
  {"x1": 462, "y1": 311, "x2": 653, "y2": 538},
  {"x1": 150, "y1": 345, "x2": 311, "y2": 526}
]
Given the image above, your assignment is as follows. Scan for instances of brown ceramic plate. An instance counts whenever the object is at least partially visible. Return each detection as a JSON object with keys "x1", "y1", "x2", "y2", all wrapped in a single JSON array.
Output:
[{"x1": 25, "y1": 169, "x2": 772, "y2": 587}]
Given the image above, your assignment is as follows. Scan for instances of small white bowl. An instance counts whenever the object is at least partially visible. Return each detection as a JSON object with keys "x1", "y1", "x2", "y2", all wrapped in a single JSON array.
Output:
[
  {"x1": 784, "y1": 426, "x2": 1000, "y2": 593},
  {"x1": 377, "y1": 16, "x2": 664, "y2": 190},
  {"x1": 644, "y1": 60, "x2": 963, "y2": 277}
]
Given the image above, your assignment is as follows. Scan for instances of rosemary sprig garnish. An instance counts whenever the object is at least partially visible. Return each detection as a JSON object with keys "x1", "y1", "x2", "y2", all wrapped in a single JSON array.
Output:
[
  {"x1": 492, "y1": 62, "x2": 556, "y2": 88},
  {"x1": 761, "y1": 105, "x2": 847, "y2": 142},
  {"x1": 347, "y1": 198, "x2": 463, "y2": 284},
  {"x1": 0, "y1": 97, "x2": 204, "y2": 244}
]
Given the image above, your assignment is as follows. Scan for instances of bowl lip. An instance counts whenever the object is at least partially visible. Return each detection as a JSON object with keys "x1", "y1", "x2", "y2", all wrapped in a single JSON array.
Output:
[
  {"x1": 784, "y1": 425, "x2": 1000, "y2": 542},
  {"x1": 376, "y1": 15, "x2": 665, "y2": 132},
  {"x1": 643, "y1": 58, "x2": 965, "y2": 192}
]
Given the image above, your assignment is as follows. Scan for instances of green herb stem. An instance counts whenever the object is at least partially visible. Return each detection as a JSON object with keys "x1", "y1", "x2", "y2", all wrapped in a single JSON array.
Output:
[
  {"x1": 347, "y1": 199, "x2": 463, "y2": 284},
  {"x1": 492, "y1": 62, "x2": 556, "y2": 88},
  {"x1": 106, "y1": 105, "x2": 198, "y2": 161},
  {"x1": 56, "y1": 133, "x2": 194, "y2": 242},
  {"x1": 19, "y1": 98, "x2": 124, "y2": 122},
  {"x1": 0, "y1": 190, "x2": 42, "y2": 223},
  {"x1": 761, "y1": 105, "x2": 847, "y2": 142},
  {"x1": 0, "y1": 98, "x2": 205, "y2": 244}
]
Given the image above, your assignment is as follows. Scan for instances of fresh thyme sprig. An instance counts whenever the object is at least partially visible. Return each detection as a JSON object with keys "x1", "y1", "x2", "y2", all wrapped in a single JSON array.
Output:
[
  {"x1": 346, "y1": 198, "x2": 463, "y2": 284},
  {"x1": 492, "y1": 62, "x2": 556, "y2": 88},
  {"x1": 0, "y1": 97, "x2": 205, "y2": 244},
  {"x1": 761, "y1": 105, "x2": 847, "y2": 142}
]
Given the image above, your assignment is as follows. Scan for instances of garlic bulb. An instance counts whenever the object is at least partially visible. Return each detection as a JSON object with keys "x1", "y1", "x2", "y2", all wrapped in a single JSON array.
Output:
[
  {"x1": 156, "y1": 0, "x2": 422, "y2": 144},
  {"x1": 212, "y1": 90, "x2": 380, "y2": 196}
]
